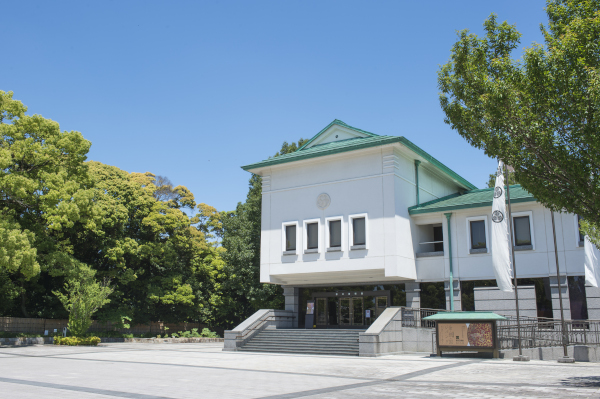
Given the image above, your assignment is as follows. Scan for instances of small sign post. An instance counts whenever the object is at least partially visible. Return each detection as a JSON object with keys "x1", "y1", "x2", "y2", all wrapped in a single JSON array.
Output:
[{"x1": 305, "y1": 300, "x2": 315, "y2": 329}]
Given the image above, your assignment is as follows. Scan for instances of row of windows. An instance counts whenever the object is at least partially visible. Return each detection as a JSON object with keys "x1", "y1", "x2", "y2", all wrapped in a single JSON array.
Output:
[
  {"x1": 468, "y1": 213, "x2": 534, "y2": 253},
  {"x1": 283, "y1": 215, "x2": 367, "y2": 254},
  {"x1": 467, "y1": 213, "x2": 584, "y2": 254}
]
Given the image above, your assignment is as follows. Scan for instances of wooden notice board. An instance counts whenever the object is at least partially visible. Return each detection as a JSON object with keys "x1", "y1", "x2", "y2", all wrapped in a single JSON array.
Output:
[{"x1": 438, "y1": 322, "x2": 494, "y2": 348}]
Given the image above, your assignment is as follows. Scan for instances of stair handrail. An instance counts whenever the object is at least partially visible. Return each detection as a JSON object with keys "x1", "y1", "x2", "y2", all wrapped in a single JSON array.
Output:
[{"x1": 224, "y1": 309, "x2": 295, "y2": 351}]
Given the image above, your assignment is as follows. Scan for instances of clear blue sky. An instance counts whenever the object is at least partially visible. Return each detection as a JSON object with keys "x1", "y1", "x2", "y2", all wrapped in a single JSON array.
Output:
[{"x1": 3, "y1": 1, "x2": 547, "y2": 212}]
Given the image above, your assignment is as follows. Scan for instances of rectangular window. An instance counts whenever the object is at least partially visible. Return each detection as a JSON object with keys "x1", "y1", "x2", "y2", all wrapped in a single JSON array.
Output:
[
  {"x1": 329, "y1": 220, "x2": 341, "y2": 248},
  {"x1": 433, "y1": 226, "x2": 444, "y2": 252},
  {"x1": 285, "y1": 225, "x2": 296, "y2": 251},
  {"x1": 470, "y1": 220, "x2": 486, "y2": 249},
  {"x1": 513, "y1": 216, "x2": 532, "y2": 246},
  {"x1": 306, "y1": 222, "x2": 318, "y2": 250},
  {"x1": 353, "y1": 217, "x2": 366, "y2": 246}
]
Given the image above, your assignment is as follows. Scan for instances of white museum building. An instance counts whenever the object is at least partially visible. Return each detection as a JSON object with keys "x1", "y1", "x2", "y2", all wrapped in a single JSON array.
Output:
[{"x1": 241, "y1": 120, "x2": 596, "y2": 329}]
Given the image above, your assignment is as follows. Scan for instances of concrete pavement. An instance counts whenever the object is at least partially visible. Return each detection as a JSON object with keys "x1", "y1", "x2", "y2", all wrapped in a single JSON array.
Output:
[{"x1": 0, "y1": 343, "x2": 599, "y2": 398}]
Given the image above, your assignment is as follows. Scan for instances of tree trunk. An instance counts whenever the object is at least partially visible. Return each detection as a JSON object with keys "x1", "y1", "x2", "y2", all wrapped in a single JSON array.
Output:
[{"x1": 20, "y1": 283, "x2": 30, "y2": 318}]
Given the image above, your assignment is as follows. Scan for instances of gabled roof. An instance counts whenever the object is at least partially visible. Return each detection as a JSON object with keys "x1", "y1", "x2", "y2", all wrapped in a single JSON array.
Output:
[
  {"x1": 408, "y1": 185, "x2": 536, "y2": 215},
  {"x1": 242, "y1": 120, "x2": 477, "y2": 191},
  {"x1": 297, "y1": 119, "x2": 378, "y2": 150}
]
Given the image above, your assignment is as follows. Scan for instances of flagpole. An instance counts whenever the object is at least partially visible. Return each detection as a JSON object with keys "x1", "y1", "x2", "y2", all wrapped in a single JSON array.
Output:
[
  {"x1": 550, "y1": 211, "x2": 575, "y2": 363},
  {"x1": 505, "y1": 165, "x2": 527, "y2": 361}
]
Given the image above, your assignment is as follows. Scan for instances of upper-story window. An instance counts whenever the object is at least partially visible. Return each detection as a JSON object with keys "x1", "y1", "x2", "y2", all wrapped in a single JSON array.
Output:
[
  {"x1": 285, "y1": 225, "x2": 297, "y2": 251},
  {"x1": 353, "y1": 218, "x2": 366, "y2": 245},
  {"x1": 349, "y1": 214, "x2": 368, "y2": 250},
  {"x1": 466, "y1": 216, "x2": 488, "y2": 254},
  {"x1": 306, "y1": 222, "x2": 318, "y2": 250},
  {"x1": 512, "y1": 212, "x2": 534, "y2": 250},
  {"x1": 328, "y1": 218, "x2": 342, "y2": 250},
  {"x1": 433, "y1": 226, "x2": 444, "y2": 252}
]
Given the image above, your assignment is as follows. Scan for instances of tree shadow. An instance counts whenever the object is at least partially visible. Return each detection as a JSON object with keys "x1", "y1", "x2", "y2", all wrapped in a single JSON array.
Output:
[{"x1": 561, "y1": 376, "x2": 600, "y2": 388}]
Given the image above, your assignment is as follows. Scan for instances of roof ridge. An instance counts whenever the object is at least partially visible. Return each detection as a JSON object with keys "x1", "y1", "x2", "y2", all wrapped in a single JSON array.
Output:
[{"x1": 297, "y1": 119, "x2": 379, "y2": 151}]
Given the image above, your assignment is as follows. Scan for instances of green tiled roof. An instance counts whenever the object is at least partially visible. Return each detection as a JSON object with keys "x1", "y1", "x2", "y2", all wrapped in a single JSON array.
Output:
[
  {"x1": 408, "y1": 185, "x2": 535, "y2": 215},
  {"x1": 423, "y1": 311, "x2": 507, "y2": 321},
  {"x1": 242, "y1": 120, "x2": 477, "y2": 190}
]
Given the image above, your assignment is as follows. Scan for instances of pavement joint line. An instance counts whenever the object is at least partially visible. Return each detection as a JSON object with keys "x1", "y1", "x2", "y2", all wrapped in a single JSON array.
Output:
[
  {"x1": 257, "y1": 360, "x2": 482, "y2": 399},
  {"x1": 0, "y1": 353, "x2": 383, "y2": 382},
  {"x1": 0, "y1": 376, "x2": 175, "y2": 399},
  {"x1": 400, "y1": 380, "x2": 600, "y2": 390}
]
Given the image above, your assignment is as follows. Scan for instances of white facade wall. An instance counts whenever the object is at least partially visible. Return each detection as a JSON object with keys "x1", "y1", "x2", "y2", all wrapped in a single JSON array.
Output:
[
  {"x1": 253, "y1": 135, "x2": 586, "y2": 290},
  {"x1": 256, "y1": 144, "x2": 465, "y2": 286},
  {"x1": 412, "y1": 203, "x2": 586, "y2": 282}
]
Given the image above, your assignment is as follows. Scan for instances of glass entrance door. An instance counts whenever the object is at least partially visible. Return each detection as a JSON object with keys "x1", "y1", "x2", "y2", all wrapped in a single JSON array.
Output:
[
  {"x1": 316, "y1": 298, "x2": 327, "y2": 326},
  {"x1": 352, "y1": 297, "x2": 363, "y2": 325},
  {"x1": 339, "y1": 298, "x2": 351, "y2": 326},
  {"x1": 339, "y1": 297, "x2": 364, "y2": 327},
  {"x1": 310, "y1": 289, "x2": 390, "y2": 329}
]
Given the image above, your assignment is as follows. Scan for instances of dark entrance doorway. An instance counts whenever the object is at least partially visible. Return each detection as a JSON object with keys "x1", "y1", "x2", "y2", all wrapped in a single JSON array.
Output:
[{"x1": 311, "y1": 290, "x2": 390, "y2": 329}]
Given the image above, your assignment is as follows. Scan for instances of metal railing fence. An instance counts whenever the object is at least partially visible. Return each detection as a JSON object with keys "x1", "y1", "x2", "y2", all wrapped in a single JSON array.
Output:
[
  {"x1": 400, "y1": 307, "x2": 447, "y2": 328},
  {"x1": 497, "y1": 318, "x2": 600, "y2": 349}
]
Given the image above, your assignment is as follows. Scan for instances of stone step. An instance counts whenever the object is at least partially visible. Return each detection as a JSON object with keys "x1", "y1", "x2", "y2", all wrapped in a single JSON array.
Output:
[
  {"x1": 238, "y1": 347, "x2": 359, "y2": 356},
  {"x1": 240, "y1": 328, "x2": 361, "y2": 357},
  {"x1": 244, "y1": 341, "x2": 358, "y2": 348},
  {"x1": 250, "y1": 339, "x2": 358, "y2": 344}
]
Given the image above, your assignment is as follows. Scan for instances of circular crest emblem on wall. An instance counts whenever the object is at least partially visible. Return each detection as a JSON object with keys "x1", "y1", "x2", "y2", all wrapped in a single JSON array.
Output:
[
  {"x1": 494, "y1": 187, "x2": 503, "y2": 199},
  {"x1": 316, "y1": 193, "x2": 331, "y2": 210},
  {"x1": 492, "y1": 210, "x2": 504, "y2": 223}
]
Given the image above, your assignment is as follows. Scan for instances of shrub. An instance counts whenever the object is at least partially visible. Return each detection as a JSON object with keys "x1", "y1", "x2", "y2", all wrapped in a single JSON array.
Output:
[
  {"x1": 54, "y1": 336, "x2": 101, "y2": 346},
  {"x1": 190, "y1": 328, "x2": 201, "y2": 337},
  {"x1": 0, "y1": 332, "x2": 42, "y2": 338},
  {"x1": 200, "y1": 328, "x2": 219, "y2": 338},
  {"x1": 53, "y1": 265, "x2": 113, "y2": 337}
]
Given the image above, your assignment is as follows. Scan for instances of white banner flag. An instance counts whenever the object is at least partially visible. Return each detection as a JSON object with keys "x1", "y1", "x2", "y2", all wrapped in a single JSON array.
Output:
[
  {"x1": 491, "y1": 160, "x2": 513, "y2": 292},
  {"x1": 585, "y1": 236, "x2": 600, "y2": 287}
]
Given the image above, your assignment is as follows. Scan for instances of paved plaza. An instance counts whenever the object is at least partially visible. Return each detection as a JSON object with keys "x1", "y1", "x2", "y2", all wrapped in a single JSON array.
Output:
[{"x1": 1, "y1": 343, "x2": 600, "y2": 398}]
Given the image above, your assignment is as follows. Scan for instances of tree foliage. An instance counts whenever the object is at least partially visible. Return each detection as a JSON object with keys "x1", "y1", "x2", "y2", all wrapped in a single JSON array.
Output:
[
  {"x1": 0, "y1": 89, "x2": 310, "y2": 333},
  {"x1": 438, "y1": 0, "x2": 600, "y2": 243},
  {"x1": 53, "y1": 263, "x2": 113, "y2": 337}
]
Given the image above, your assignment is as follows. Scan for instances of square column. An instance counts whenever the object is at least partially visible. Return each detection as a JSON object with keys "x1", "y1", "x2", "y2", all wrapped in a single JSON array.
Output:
[
  {"x1": 405, "y1": 282, "x2": 421, "y2": 309},
  {"x1": 445, "y1": 280, "x2": 461, "y2": 311},
  {"x1": 283, "y1": 286, "x2": 300, "y2": 328},
  {"x1": 549, "y1": 276, "x2": 571, "y2": 320},
  {"x1": 585, "y1": 285, "x2": 600, "y2": 320}
]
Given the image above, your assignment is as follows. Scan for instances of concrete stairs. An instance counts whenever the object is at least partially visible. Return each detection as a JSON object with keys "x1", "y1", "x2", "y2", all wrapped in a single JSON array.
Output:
[{"x1": 239, "y1": 329, "x2": 362, "y2": 356}]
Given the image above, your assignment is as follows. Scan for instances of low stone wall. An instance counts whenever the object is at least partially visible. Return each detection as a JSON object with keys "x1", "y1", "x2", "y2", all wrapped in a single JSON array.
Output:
[
  {"x1": 105, "y1": 337, "x2": 223, "y2": 344},
  {"x1": 359, "y1": 307, "x2": 435, "y2": 357},
  {"x1": 474, "y1": 286, "x2": 537, "y2": 318},
  {"x1": 500, "y1": 345, "x2": 600, "y2": 362},
  {"x1": 0, "y1": 337, "x2": 53, "y2": 346}
]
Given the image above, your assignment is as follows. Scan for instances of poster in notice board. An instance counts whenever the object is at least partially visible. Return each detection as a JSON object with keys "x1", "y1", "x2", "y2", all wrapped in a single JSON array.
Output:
[{"x1": 438, "y1": 322, "x2": 494, "y2": 348}]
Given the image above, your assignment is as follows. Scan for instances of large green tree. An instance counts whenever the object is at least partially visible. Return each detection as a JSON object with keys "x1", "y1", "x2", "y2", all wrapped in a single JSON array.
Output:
[
  {"x1": 219, "y1": 138, "x2": 307, "y2": 328},
  {"x1": 438, "y1": 0, "x2": 600, "y2": 243},
  {"x1": 0, "y1": 90, "x2": 98, "y2": 316},
  {"x1": 0, "y1": 91, "x2": 226, "y2": 330}
]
